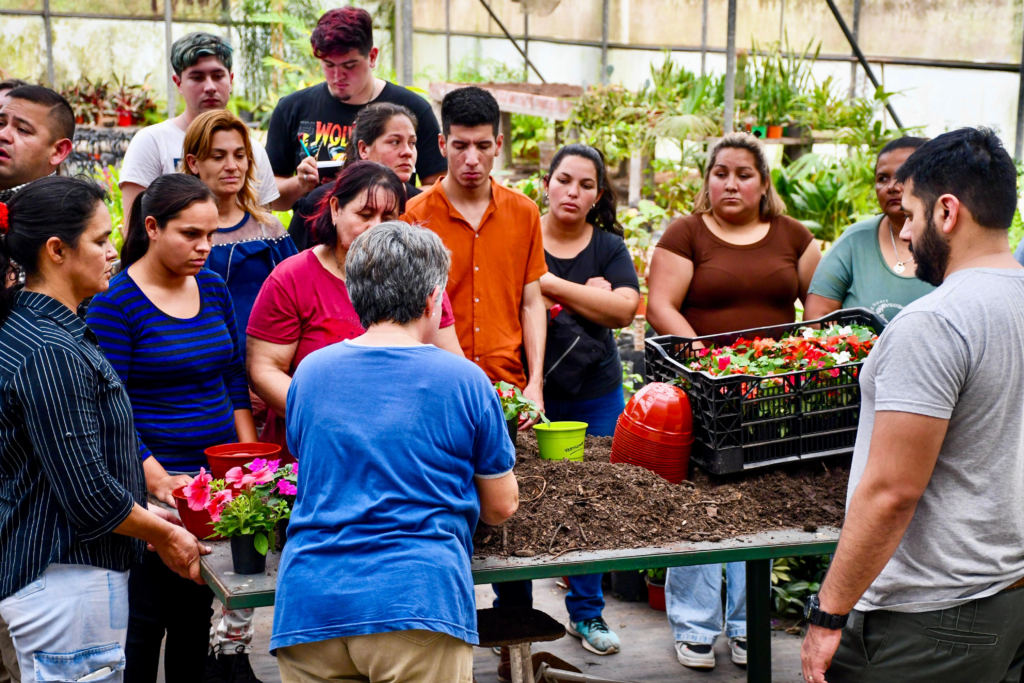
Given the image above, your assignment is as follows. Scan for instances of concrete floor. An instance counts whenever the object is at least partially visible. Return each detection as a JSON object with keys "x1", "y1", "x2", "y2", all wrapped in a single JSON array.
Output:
[{"x1": 230, "y1": 578, "x2": 807, "y2": 683}]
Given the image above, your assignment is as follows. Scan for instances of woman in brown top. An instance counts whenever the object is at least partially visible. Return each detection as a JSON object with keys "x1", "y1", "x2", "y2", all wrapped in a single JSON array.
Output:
[
  {"x1": 648, "y1": 132, "x2": 820, "y2": 340},
  {"x1": 647, "y1": 132, "x2": 820, "y2": 672}
]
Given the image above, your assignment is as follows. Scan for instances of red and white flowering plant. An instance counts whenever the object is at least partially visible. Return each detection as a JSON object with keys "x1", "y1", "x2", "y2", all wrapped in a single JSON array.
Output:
[{"x1": 495, "y1": 381, "x2": 549, "y2": 425}]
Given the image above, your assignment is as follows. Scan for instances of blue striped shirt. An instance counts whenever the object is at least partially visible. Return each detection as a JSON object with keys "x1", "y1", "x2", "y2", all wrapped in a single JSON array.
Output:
[
  {"x1": 86, "y1": 269, "x2": 251, "y2": 470},
  {"x1": 0, "y1": 291, "x2": 147, "y2": 600}
]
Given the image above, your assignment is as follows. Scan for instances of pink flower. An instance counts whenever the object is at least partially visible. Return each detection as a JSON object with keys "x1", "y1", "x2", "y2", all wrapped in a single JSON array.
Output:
[
  {"x1": 226, "y1": 464, "x2": 274, "y2": 489},
  {"x1": 277, "y1": 480, "x2": 297, "y2": 496},
  {"x1": 266, "y1": 459, "x2": 280, "y2": 474},
  {"x1": 183, "y1": 468, "x2": 212, "y2": 511},
  {"x1": 206, "y1": 489, "x2": 233, "y2": 522},
  {"x1": 247, "y1": 458, "x2": 268, "y2": 471},
  {"x1": 249, "y1": 465, "x2": 274, "y2": 485},
  {"x1": 696, "y1": 348, "x2": 710, "y2": 358},
  {"x1": 225, "y1": 466, "x2": 247, "y2": 487},
  {"x1": 718, "y1": 356, "x2": 731, "y2": 371},
  {"x1": 290, "y1": 462, "x2": 298, "y2": 475},
  {"x1": 828, "y1": 368, "x2": 841, "y2": 378}
]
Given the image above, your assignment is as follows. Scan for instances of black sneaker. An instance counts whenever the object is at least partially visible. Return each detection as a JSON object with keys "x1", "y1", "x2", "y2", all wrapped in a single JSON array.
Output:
[
  {"x1": 202, "y1": 652, "x2": 229, "y2": 683},
  {"x1": 211, "y1": 647, "x2": 264, "y2": 683}
]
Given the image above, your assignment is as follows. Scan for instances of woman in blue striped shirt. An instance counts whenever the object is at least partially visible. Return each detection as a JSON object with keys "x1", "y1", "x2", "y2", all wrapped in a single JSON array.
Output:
[{"x1": 87, "y1": 173, "x2": 256, "y2": 683}]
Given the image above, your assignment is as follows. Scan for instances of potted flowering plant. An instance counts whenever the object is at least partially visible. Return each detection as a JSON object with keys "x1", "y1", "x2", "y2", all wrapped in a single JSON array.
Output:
[
  {"x1": 183, "y1": 458, "x2": 292, "y2": 574},
  {"x1": 495, "y1": 381, "x2": 549, "y2": 444}
]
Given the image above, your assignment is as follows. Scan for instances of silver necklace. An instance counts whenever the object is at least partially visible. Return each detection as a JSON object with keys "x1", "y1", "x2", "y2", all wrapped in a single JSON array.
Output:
[{"x1": 888, "y1": 220, "x2": 914, "y2": 274}]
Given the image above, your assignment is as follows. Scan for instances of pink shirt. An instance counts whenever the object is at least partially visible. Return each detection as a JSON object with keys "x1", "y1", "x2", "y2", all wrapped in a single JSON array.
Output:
[{"x1": 248, "y1": 249, "x2": 455, "y2": 455}]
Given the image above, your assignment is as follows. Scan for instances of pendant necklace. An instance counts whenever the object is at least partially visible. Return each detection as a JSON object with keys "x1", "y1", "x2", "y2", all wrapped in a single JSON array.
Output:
[{"x1": 888, "y1": 220, "x2": 914, "y2": 274}]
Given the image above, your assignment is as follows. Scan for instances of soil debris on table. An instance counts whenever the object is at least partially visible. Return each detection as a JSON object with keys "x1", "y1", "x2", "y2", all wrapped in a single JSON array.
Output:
[{"x1": 474, "y1": 432, "x2": 848, "y2": 558}]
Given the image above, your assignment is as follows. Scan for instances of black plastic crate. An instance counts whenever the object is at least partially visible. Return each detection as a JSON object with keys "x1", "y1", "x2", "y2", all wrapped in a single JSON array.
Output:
[{"x1": 644, "y1": 308, "x2": 886, "y2": 474}]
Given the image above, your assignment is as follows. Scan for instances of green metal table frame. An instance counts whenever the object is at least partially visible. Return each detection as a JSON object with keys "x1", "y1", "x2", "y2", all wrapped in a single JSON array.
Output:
[{"x1": 202, "y1": 527, "x2": 837, "y2": 683}]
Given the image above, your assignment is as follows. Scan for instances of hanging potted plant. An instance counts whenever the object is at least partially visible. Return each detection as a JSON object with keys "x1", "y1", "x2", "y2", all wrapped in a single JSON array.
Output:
[{"x1": 495, "y1": 381, "x2": 548, "y2": 445}]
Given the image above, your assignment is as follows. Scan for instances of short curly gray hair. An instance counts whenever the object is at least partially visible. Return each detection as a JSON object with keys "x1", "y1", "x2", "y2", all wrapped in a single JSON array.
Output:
[
  {"x1": 346, "y1": 221, "x2": 451, "y2": 329},
  {"x1": 171, "y1": 32, "x2": 233, "y2": 76}
]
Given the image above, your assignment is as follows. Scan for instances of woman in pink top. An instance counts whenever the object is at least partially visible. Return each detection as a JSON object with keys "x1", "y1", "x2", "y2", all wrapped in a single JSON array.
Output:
[{"x1": 247, "y1": 161, "x2": 460, "y2": 457}]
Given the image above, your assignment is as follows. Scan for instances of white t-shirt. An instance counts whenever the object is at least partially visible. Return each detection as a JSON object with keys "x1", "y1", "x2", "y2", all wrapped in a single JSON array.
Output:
[{"x1": 119, "y1": 118, "x2": 280, "y2": 206}]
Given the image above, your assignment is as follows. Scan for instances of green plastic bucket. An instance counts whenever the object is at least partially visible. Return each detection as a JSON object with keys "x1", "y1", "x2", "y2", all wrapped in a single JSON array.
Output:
[{"x1": 533, "y1": 421, "x2": 588, "y2": 461}]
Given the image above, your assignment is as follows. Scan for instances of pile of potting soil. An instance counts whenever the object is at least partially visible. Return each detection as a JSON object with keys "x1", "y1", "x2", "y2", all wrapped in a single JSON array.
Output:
[{"x1": 473, "y1": 433, "x2": 848, "y2": 558}]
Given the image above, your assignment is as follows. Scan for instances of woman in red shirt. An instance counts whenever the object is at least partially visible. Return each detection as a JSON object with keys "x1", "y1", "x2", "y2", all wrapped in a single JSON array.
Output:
[{"x1": 246, "y1": 161, "x2": 460, "y2": 457}]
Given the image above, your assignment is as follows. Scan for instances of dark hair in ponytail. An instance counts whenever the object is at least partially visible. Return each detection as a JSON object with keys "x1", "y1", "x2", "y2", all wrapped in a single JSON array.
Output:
[
  {"x1": 545, "y1": 144, "x2": 622, "y2": 237},
  {"x1": 122, "y1": 174, "x2": 215, "y2": 269},
  {"x1": 1, "y1": 176, "x2": 107, "y2": 324}
]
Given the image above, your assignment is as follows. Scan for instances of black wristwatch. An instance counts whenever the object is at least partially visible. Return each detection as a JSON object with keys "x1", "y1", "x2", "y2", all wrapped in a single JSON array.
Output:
[{"x1": 804, "y1": 594, "x2": 849, "y2": 630}]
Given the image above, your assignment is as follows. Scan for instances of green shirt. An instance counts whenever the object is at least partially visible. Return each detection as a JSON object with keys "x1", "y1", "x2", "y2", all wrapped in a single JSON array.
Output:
[{"x1": 808, "y1": 216, "x2": 935, "y2": 322}]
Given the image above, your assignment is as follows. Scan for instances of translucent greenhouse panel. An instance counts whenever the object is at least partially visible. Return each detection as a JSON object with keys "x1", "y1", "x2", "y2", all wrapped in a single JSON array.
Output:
[
  {"x1": 0, "y1": 16, "x2": 47, "y2": 83},
  {"x1": 522, "y1": 0, "x2": 603, "y2": 44},
  {"x1": 857, "y1": 0, "x2": 1020, "y2": 64},
  {"x1": 0, "y1": 0, "x2": 42, "y2": 10},
  {"x1": 49, "y1": 17, "x2": 167, "y2": 90}
]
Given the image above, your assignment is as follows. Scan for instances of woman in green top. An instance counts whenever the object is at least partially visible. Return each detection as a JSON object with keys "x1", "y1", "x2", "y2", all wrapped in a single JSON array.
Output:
[{"x1": 804, "y1": 137, "x2": 934, "y2": 323}]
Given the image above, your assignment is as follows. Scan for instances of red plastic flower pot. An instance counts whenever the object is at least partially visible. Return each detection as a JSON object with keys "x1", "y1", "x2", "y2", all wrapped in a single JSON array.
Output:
[
  {"x1": 646, "y1": 577, "x2": 666, "y2": 611},
  {"x1": 172, "y1": 486, "x2": 221, "y2": 541},
  {"x1": 205, "y1": 442, "x2": 284, "y2": 480}
]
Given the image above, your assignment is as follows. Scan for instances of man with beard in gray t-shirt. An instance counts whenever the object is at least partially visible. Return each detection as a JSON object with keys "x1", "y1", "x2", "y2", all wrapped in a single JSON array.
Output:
[{"x1": 801, "y1": 127, "x2": 1024, "y2": 683}]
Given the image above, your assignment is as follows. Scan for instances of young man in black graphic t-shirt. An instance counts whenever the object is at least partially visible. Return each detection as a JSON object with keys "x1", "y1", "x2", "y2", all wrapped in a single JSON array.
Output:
[{"x1": 266, "y1": 7, "x2": 446, "y2": 191}]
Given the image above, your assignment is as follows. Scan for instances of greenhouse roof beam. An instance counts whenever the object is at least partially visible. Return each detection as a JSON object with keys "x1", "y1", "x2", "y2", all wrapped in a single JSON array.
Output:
[
  {"x1": 822, "y1": 0, "x2": 904, "y2": 129},
  {"x1": 476, "y1": 0, "x2": 547, "y2": 83}
]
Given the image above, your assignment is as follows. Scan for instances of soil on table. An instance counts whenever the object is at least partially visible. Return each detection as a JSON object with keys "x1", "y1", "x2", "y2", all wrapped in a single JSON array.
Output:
[
  {"x1": 473, "y1": 433, "x2": 848, "y2": 559},
  {"x1": 470, "y1": 82, "x2": 584, "y2": 98}
]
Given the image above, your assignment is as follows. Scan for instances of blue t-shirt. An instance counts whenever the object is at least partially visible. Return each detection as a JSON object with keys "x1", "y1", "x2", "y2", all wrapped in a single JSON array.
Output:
[
  {"x1": 271, "y1": 341, "x2": 515, "y2": 651},
  {"x1": 86, "y1": 269, "x2": 251, "y2": 470}
]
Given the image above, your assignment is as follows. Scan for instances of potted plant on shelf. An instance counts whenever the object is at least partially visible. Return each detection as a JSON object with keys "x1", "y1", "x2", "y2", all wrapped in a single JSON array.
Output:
[{"x1": 496, "y1": 381, "x2": 548, "y2": 445}]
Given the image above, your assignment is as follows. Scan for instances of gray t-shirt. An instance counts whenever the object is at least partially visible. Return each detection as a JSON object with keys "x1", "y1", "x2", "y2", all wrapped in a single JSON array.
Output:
[{"x1": 849, "y1": 267, "x2": 1024, "y2": 613}]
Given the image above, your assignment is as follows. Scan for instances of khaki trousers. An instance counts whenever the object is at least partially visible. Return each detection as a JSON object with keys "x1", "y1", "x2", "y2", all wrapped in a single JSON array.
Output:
[{"x1": 277, "y1": 630, "x2": 473, "y2": 683}]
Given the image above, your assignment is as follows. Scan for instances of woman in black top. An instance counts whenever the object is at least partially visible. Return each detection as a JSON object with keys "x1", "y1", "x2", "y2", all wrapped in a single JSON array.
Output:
[
  {"x1": 493, "y1": 145, "x2": 639, "y2": 665},
  {"x1": 289, "y1": 102, "x2": 423, "y2": 251},
  {"x1": 0, "y1": 177, "x2": 207, "y2": 681},
  {"x1": 540, "y1": 144, "x2": 641, "y2": 427}
]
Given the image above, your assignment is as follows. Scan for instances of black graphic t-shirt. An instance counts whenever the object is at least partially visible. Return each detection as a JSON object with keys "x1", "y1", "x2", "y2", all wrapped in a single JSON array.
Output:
[{"x1": 266, "y1": 81, "x2": 447, "y2": 182}]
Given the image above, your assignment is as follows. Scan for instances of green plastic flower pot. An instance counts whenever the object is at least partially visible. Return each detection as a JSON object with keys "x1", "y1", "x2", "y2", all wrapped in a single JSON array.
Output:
[{"x1": 533, "y1": 421, "x2": 588, "y2": 461}]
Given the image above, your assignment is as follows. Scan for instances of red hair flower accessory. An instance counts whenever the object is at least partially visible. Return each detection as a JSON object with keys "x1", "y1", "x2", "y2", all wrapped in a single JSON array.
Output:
[{"x1": 0, "y1": 202, "x2": 8, "y2": 235}]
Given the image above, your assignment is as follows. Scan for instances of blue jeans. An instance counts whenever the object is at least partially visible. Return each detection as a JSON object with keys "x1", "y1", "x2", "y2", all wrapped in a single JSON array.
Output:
[
  {"x1": 0, "y1": 564, "x2": 129, "y2": 682},
  {"x1": 666, "y1": 562, "x2": 747, "y2": 644},
  {"x1": 544, "y1": 386, "x2": 626, "y2": 437},
  {"x1": 493, "y1": 387, "x2": 625, "y2": 622}
]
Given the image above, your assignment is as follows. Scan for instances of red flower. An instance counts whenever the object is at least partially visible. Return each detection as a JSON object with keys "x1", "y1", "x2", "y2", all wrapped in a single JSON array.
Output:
[{"x1": 0, "y1": 203, "x2": 8, "y2": 235}]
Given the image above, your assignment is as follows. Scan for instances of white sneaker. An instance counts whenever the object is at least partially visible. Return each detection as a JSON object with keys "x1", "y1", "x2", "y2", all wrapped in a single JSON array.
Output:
[
  {"x1": 675, "y1": 641, "x2": 715, "y2": 669},
  {"x1": 730, "y1": 637, "x2": 748, "y2": 666}
]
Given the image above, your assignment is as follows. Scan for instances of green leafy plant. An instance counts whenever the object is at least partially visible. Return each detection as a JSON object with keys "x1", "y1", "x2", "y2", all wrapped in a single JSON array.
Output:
[
  {"x1": 773, "y1": 152, "x2": 877, "y2": 243},
  {"x1": 496, "y1": 382, "x2": 549, "y2": 424},
  {"x1": 93, "y1": 165, "x2": 125, "y2": 254},
  {"x1": 646, "y1": 568, "x2": 667, "y2": 584},
  {"x1": 618, "y1": 200, "x2": 668, "y2": 293},
  {"x1": 622, "y1": 361, "x2": 644, "y2": 397},
  {"x1": 511, "y1": 114, "x2": 553, "y2": 163},
  {"x1": 771, "y1": 555, "x2": 830, "y2": 618},
  {"x1": 505, "y1": 172, "x2": 545, "y2": 209},
  {"x1": 746, "y1": 37, "x2": 819, "y2": 127}
]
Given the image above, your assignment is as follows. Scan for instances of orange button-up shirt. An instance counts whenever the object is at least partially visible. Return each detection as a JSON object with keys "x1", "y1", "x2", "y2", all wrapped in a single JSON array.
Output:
[{"x1": 403, "y1": 178, "x2": 547, "y2": 388}]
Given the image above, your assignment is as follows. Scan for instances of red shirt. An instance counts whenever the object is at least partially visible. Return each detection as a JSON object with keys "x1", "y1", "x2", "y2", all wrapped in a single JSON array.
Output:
[{"x1": 247, "y1": 249, "x2": 455, "y2": 454}]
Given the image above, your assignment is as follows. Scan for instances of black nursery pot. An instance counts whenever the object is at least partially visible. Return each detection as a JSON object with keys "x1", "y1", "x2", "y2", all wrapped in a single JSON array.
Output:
[
  {"x1": 507, "y1": 417, "x2": 519, "y2": 445},
  {"x1": 275, "y1": 518, "x2": 289, "y2": 553},
  {"x1": 230, "y1": 534, "x2": 267, "y2": 575}
]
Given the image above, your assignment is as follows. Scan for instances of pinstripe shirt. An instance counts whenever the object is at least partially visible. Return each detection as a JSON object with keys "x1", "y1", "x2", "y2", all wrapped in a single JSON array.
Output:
[{"x1": 0, "y1": 291, "x2": 147, "y2": 600}]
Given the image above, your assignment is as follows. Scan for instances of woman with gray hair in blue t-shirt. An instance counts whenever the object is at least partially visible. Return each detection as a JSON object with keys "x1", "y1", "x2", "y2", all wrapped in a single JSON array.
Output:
[{"x1": 272, "y1": 221, "x2": 519, "y2": 681}]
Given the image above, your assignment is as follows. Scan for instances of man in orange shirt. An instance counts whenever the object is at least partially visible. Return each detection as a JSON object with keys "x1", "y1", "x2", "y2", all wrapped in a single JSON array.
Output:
[{"x1": 403, "y1": 86, "x2": 547, "y2": 416}]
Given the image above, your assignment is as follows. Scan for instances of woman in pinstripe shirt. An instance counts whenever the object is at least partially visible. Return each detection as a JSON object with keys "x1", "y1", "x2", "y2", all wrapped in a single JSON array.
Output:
[{"x1": 0, "y1": 177, "x2": 208, "y2": 683}]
